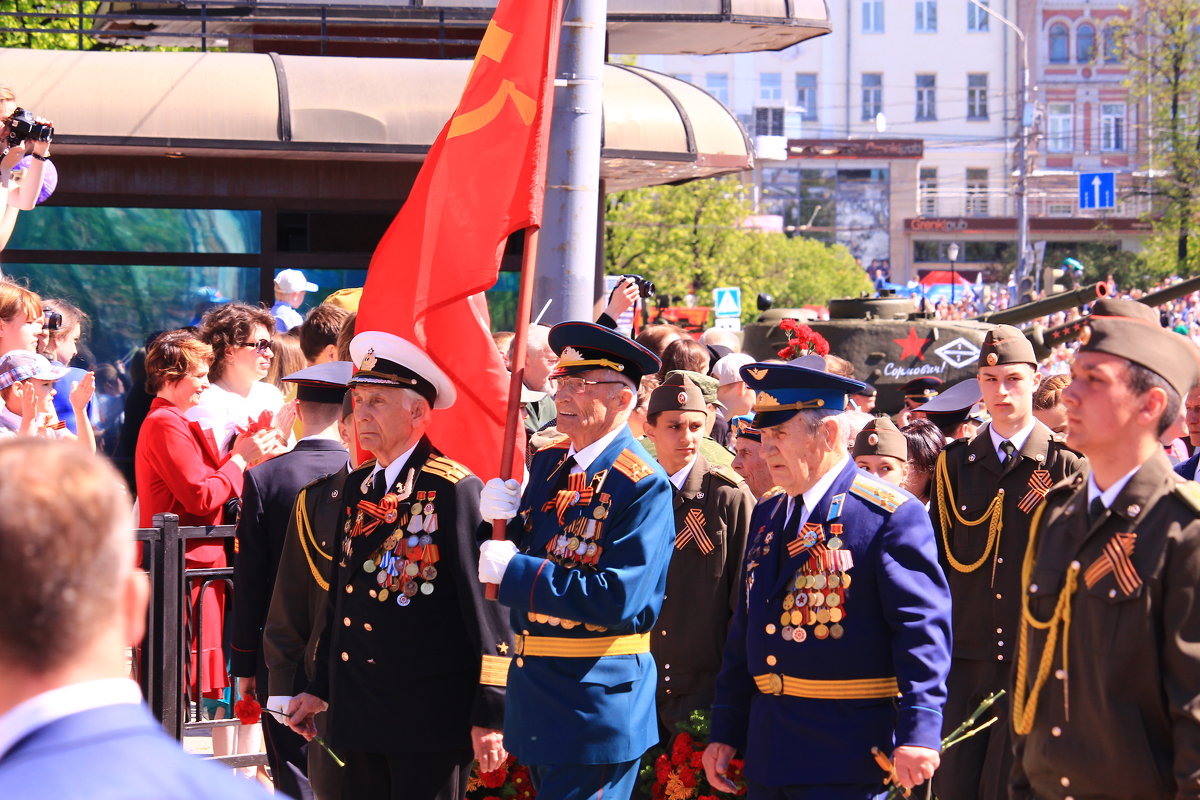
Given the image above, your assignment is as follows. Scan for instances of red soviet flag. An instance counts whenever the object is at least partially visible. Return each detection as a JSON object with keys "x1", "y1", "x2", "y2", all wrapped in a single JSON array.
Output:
[{"x1": 356, "y1": 0, "x2": 562, "y2": 480}]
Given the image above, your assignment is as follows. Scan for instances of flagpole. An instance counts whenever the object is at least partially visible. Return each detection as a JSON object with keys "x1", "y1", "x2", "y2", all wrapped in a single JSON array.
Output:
[{"x1": 486, "y1": 227, "x2": 540, "y2": 600}]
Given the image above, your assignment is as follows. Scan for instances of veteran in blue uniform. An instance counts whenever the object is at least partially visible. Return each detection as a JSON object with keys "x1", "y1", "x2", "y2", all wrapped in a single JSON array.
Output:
[
  {"x1": 477, "y1": 321, "x2": 675, "y2": 800},
  {"x1": 703, "y1": 358, "x2": 953, "y2": 800}
]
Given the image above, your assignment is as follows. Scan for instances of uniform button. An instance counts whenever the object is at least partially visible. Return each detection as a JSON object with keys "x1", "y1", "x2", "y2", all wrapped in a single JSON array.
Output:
[
  {"x1": 1108, "y1": 589, "x2": 1118, "y2": 599},
  {"x1": 997, "y1": 557, "x2": 1004, "y2": 564},
  {"x1": 1029, "y1": 584, "x2": 1038, "y2": 593},
  {"x1": 1061, "y1": 777, "x2": 1070, "y2": 787},
  {"x1": 340, "y1": 652, "x2": 349, "y2": 662},
  {"x1": 345, "y1": 585, "x2": 353, "y2": 594},
  {"x1": 961, "y1": 505, "x2": 967, "y2": 511},
  {"x1": 995, "y1": 593, "x2": 1003, "y2": 600},
  {"x1": 664, "y1": 676, "x2": 671, "y2": 682},
  {"x1": 665, "y1": 689, "x2": 672, "y2": 695},
  {"x1": 996, "y1": 628, "x2": 1004, "y2": 634},
  {"x1": 343, "y1": 617, "x2": 351, "y2": 626},
  {"x1": 1055, "y1": 669, "x2": 1066, "y2": 680},
  {"x1": 661, "y1": 630, "x2": 667, "y2": 636},
  {"x1": 663, "y1": 594, "x2": 668, "y2": 600},
  {"x1": 766, "y1": 624, "x2": 777, "y2": 635},
  {"x1": 1051, "y1": 726, "x2": 1062, "y2": 737},
  {"x1": 664, "y1": 663, "x2": 671, "y2": 670},
  {"x1": 364, "y1": 623, "x2": 373, "y2": 632},
  {"x1": 516, "y1": 657, "x2": 524, "y2": 668},
  {"x1": 997, "y1": 654, "x2": 1005, "y2": 661},
  {"x1": 766, "y1": 655, "x2": 778, "y2": 666},
  {"x1": 997, "y1": 641, "x2": 1004, "y2": 647},
  {"x1": 522, "y1": 630, "x2": 530, "y2": 636}
]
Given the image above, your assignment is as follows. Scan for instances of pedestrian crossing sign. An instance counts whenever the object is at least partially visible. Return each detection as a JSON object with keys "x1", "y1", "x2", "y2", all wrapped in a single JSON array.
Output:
[{"x1": 713, "y1": 287, "x2": 741, "y2": 318}]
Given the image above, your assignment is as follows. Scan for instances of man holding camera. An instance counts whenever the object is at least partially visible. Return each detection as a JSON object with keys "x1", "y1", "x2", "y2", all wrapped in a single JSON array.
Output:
[{"x1": 0, "y1": 88, "x2": 53, "y2": 250}]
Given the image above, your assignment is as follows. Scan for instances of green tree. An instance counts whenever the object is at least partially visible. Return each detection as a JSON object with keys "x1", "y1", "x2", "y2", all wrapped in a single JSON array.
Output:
[
  {"x1": 0, "y1": 0, "x2": 106, "y2": 51},
  {"x1": 1116, "y1": 0, "x2": 1200, "y2": 275},
  {"x1": 605, "y1": 176, "x2": 870, "y2": 322}
]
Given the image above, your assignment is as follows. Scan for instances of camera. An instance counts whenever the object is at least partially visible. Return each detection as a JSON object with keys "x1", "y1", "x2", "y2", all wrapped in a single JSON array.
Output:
[
  {"x1": 42, "y1": 308, "x2": 61, "y2": 332},
  {"x1": 6, "y1": 109, "x2": 53, "y2": 149},
  {"x1": 620, "y1": 274, "x2": 655, "y2": 298}
]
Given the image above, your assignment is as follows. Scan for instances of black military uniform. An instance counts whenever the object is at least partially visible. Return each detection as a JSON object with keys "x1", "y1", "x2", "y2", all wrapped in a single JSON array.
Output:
[
  {"x1": 230, "y1": 362, "x2": 351, "y2": 800},
  {"x1": 929, "y1": 326, "x2": 1084, "y2": 800},
  {"x1": 306, "y1": 333, "x2": 514, "y2": 800},
  {"x1": 645, "y1": 374, "x2": 754, "y2": 732},
  {"x1": 1011, "y1": 299, "x2": 1200, "y2": 799},
  {"x1": 264, "y1": 464, "x2": 350, "y2": 800}
]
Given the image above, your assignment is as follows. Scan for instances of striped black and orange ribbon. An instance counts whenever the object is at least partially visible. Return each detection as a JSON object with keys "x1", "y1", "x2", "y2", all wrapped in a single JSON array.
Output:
[
  {"x1": 675, "y1": 508, "x2": 714, "y2": 554},
  {"x1": 1083, "y1": 532, "x2": 1141, "y2": 596}
]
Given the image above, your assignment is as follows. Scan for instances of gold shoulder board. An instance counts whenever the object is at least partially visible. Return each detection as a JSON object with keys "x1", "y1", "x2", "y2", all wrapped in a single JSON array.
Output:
[
  {"x1": 760, "y1": 485, "x2": 786, "y2": 501},
  {"x1": 422, "y1": 455, "x2": 471, "y2": 484},
  {"x1": 1175, "y1": 480, "x2": 1200, "y2": 514},
  {"x1": 709, "y1": 463, "x2": 744, "y2": 487},
  {"x1": 850, "y1": 473, "x2": 907, "y2": 513},
  {"x1": 614, "y1": 449, "x2": 655, "y2": 482},
  {"x1": 537, "y1": 435, "x2": 571, "y2": 451}
]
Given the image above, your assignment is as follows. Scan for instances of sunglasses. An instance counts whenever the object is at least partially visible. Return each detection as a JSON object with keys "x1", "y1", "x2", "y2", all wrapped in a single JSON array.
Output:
[{"x1": 240, "y1": 339, "x2": 273, "y2": 355}]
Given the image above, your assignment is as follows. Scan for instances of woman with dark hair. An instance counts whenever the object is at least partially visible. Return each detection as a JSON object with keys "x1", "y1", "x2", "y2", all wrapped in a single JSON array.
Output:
[
  {"x1": 657, "y1": 337, "x2": 710, "y2": 380},
  {"x1": 188, "y1": 302, "x2": 291, "y2": 456},
  {"x1": 901, "y1": 417, "x2": 946, "y2": 506}
]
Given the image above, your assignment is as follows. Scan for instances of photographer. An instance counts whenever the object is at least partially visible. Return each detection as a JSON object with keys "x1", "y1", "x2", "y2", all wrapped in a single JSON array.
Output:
[
  {"x1": 38, "y1": 298, "x2": 97, "y2": 439},
  {"x1": 0, "y1": 84, "x2": 52, "y2": 251}
]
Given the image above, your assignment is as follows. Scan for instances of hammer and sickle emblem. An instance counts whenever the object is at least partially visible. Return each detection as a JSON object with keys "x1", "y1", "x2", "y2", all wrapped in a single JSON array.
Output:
[{"x1": 447, "y1": 20, "x2": 537, "y2": 139}]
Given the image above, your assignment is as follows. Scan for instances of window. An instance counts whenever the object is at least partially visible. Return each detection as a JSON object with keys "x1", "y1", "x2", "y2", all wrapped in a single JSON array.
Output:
[
  {"x1": 862, "y1": 0, "x2": 884, "y2": 33},
  {"x1": 1047, "y1": 103, "x2": 1074, "y2": 152},
  {"x1": 1077, "y1": 23, "x2": 1096, "y2": 63},
  {"x1": 916, "y1": 1, "x2": 938, "y2": 33},
  {"x1": 919, "y1": 167, "x2": 938, "y2": 216},
  {"x1": 916, "y1": 74, "x2": 937, "y2": 121},
  {"x1": 968, "y1": 0, "x2": 989, "y2": 32},
  {"x1": 671, "y1": 73, "x2": 692, "y2": 84},
  {"x1": 966, "y1": 73, "x2": 989, "y2": 120},
  {"x1": 759, "y1": 72, "x2": 783, "y2": 102},
  {"x1": 796, "y1": 73, "x2": 818, "y2": 121},
  {"x1": 755, "y1": 107, "x2": 785, "y2": 136},
  {"x1": 1101, "y1": 103, "x2": 1126, "y2": 151},
  {"x1": 1102, "y1": 25, "x2": 1120, "y2": 63},
  {"x1": 1049, "y1": 23, "x2": 1069, "y2": 63},
  {"x1": 705, "y1": 73, "x2": 729, "y2": 105},
  {"x1": 862, "y1": 73, "x2": 883, "y2": 121},
  {"x1": 966, "y1": 168, "x2": 989, "y2": 216}
]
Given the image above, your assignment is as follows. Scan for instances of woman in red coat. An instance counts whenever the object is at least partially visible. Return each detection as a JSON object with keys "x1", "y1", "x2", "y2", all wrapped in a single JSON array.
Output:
[{"x1": 135, "y1": 330, "x2": 284, "y2": 713}]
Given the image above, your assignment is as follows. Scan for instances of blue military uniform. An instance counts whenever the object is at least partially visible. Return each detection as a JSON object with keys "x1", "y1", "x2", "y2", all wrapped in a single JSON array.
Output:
[
  {"x1": 493, "y1": 321, "x2": 675, "y2": 800},
  {"x1": 709, "y1": 359, "x2": 952, "y2": 800}
]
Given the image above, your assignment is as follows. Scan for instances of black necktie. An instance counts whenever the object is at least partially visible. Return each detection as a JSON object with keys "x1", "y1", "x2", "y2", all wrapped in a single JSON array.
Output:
[
  {"x1": 783, "y1": 498, "x2": 804, "y2": 539},
  {"x1": 366, "y1": 469, "x2": 387, "y2": 503},
  {"x1": 1088, "y1": 496, "x2": 1106, "y2": 524},
  {"x1": 1000, "y1": 440, "x2": 1017, "y2": 467}
]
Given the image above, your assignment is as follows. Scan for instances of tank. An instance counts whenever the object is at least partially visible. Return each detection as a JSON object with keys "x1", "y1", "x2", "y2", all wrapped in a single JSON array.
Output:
[{"x1": 741, "y1": 283, "x2": 1109, "y2": 414}]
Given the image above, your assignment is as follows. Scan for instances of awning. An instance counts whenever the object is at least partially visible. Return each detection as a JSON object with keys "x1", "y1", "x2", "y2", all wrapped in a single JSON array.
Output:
[{"x1": 0, "y1": 48, "x2": 752, "y2": 191}]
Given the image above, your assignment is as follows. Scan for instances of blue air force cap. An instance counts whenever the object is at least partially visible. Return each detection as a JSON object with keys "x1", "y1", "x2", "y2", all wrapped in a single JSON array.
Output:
[
  {"x1": 730, "y1": 414, "x2": 761, "y2": 443},
  {"x1": 740, "y1": 359, "x2": 866, "y2": 429},
  {"x1": 548, "y1": 321, "x2": 661, "y2": 384}
]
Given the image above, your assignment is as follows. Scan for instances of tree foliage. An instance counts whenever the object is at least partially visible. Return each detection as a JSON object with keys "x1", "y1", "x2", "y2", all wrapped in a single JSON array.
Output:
[
  {"x1": 1116, "y1": 0, "x2": 1200, "y2": 276},
  {"x1": 605, "y1": 176, "x2": 871, "y2": 321}
]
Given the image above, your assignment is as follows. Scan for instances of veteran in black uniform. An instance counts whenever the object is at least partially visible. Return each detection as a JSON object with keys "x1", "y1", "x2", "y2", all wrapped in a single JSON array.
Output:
[
  {"x1": 704, "y1": 358, "x2": 952, "y2": 800},
  {"x1": 643, "y1": 372, "x2": 755, "y2": 733},
  {"x1": 929, "y1": 326, "x2": 1084, "y2": 800},
  {"x1": 231, "y1": 361, "x2": 352, "y2": 799},
  {"x1": 1011, "y1": 299, "x2": 1200, "y2": 800},
  {"x1": 287, "y1": 331, "x2": 514, "y2": 800},
  {"x1": 263, "y1": 390, "x2": 359, "y2": 800}
]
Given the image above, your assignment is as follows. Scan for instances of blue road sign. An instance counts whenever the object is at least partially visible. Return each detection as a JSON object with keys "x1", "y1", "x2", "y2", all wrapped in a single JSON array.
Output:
[
  {"x1": 1079, "y1": 172, "x2": 1115, "y2": 210},
  {"x1": 713, "y1": 287, "x2": 742, "y2": 317}
]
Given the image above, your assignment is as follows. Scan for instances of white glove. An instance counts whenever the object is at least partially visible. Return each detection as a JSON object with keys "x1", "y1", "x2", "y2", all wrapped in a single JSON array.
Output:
[
  {"x1": 480, "y1": 477, "x2": 522, "y2": 521},
  {"x1": 266, "y1": 695, "x2": 292, "y2": 724},
  {"x1": 479, "y1": 539, "x2": 519, "y2": 584}
]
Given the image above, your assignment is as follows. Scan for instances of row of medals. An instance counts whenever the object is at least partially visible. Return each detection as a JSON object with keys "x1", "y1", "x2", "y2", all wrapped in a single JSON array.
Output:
[
  {"x1": 524, "y1": 611, "x2": 607, "y2": 632},
  {"x1": 362, "y1": 527, "x2": 437, "y2": 607},
  {"x1": 774, "y1": 530, "x2": 851, "y2": 643}
]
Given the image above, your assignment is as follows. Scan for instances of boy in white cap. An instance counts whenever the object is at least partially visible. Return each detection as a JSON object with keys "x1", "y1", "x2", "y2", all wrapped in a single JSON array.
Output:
[
  {"x1": 0, "y1": 349, "x2": 94, "y2": 450},
  {"x1": 273, "y1": 269, "x2": 318, "y2": 333}
]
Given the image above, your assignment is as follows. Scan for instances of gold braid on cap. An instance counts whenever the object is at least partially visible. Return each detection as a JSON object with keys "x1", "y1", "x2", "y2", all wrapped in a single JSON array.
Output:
[
  {"x1": 752, "y1": 391, "x2": 827, "y2": 413},
  {"x1": 556, "y1": 346, "x2": 625, "y2": 373}
]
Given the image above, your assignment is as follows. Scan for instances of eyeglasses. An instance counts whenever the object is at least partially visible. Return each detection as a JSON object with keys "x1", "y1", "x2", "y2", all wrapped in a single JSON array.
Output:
[
  {"x1": 240, "y1": 339, "x2": 273, "y2": 355},
  {"x1": 556, "y1": 376, "x2": 626, "y2": 395}
]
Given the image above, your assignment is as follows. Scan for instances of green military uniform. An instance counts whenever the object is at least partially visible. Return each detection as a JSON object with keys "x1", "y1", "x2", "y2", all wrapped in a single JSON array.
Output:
[
  {"x1": 644, "y1": 375, "x2": 754, "y2": 732},
  {"x1": 1012, "y1": 297, "x2": 1200, "y2": 800},
  {"x1": 930, "y1": 326, "x2": 1084, "y2": 800}
]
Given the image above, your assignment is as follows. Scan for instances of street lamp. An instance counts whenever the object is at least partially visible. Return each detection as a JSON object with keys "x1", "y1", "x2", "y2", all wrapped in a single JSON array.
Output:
[
  {"x1": 968, "y1": 0, "x2": 1030, "y2": 288},
  {"x1": 947, "y1": 243, "x2": 961, "y2": 305}
]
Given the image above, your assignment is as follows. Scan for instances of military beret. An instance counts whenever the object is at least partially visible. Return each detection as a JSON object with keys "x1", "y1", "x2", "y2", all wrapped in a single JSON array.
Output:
[
  {"x1": 648, "y1": 372, "x2": 707, "y2": 416},
  {"x1": 901, "y1": 376, "x2": 943, "y2": 403},
  {"x1": 741, "y1": 359, "x2": 866, "y2": 429},
  {"x1": 283, "y1": 361, "x2": 353, "y2": 404},
  {"x1": 667, "y1": 369, "x2": 721, "y2": 407},
  {"x1": 852, "y1": 416, "x2": 908, "y2": 460},
  {"x1": 1078, "y1": 298, "x2": 1200, "y2": 397},
  {"x1": 549, "y1": 321, "x2": 660, "y2": 385},
  {"x1": 349, "y1": 331, "x2": 455, "y2": 409},
  {"x1": 979, "y1": 324, "x2": 1036, "y2": 367}
]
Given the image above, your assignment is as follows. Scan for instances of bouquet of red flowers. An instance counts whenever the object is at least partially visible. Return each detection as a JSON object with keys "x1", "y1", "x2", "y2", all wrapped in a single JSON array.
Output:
[
  {"x1": 637, "y1": 710, "x2": 747, "y2": 800},
  {"x1": 776, "y1": 318, "x2": 830, "y2": 361},
  {"x1": 465, "y1": 754, "x2": 536, "y2": 800},
  {"x1": 236, "y1": 409, "x2": 276, "y2": 438}
]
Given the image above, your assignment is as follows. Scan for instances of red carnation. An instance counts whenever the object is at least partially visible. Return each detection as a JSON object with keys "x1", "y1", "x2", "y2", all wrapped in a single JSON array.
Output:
[
  {"x1": 478, "y1": 766, "x2": 508, "y2": 788},
  {"x1": 233, "y1": 698, "x2": 261, "y2": 725}
]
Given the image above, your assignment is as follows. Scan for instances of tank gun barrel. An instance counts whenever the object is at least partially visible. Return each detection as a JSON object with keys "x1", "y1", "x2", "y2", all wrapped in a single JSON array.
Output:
[
  {"x1": 1132, "y1": 275, "x2": 1200, "y2": 309},
  {"x1": 974, "y1": 282, "x2": 1109, "y2": 326}
]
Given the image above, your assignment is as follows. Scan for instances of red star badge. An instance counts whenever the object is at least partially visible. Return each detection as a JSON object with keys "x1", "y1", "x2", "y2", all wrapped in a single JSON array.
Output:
[{"x1": 893, "y1": 327, "x2": 932, "y2": 361}]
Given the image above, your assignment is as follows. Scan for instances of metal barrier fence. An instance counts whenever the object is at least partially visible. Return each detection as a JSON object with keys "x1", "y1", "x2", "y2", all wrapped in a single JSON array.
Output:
[{"x1": 135, "y1": 512, "x2": 268, "y2": 770}]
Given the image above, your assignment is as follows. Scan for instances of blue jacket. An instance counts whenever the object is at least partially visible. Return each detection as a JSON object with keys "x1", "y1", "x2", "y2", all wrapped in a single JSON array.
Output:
[
  {"x1": 498, "y1": 427, "x2": 675, "y2": 765},
  {"x1": 0, "y1": 702, "x2": 269, "y2": 799},
  {"x1": 710, "y1": 460, "x2": 952, "y2": 788},
  {"x1": 1174, "y1": 451, "x2": 1199, "y2": 481}
]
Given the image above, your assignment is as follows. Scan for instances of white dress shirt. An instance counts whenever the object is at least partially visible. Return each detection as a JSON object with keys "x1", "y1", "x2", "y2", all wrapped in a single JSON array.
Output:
[
  {"x1": 989, "y1": 420, "x2": 1036, "y2": 462},
  {"x1": 785, "y1": 454, "x2": 851, "y2": 528}
]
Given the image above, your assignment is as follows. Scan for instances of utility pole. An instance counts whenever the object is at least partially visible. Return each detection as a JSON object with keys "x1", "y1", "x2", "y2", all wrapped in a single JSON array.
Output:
[
  {"x1": 533, "y1": 0, "x2": 607, "y2": 325},
  {"x1": 970, "y1": 0, "x2": 1030, "y2": 286}
]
